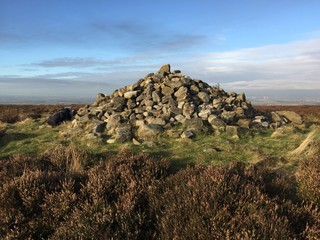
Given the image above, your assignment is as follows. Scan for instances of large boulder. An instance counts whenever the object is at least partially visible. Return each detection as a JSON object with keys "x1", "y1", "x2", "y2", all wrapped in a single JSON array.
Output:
[
  {"x1": 276, "y1": 111, "x2": 303, "y2": 125},
  {"x1": 47, "y1": 107, "x2": 73, "y2": 127},
  {"x1": 137, "y1": 123, "x2": 164, "y2": 139}
]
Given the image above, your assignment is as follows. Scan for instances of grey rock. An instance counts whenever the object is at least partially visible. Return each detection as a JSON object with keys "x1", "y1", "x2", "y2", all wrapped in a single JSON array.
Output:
[
  {"x1": 152, "y1": 91, "x2": 161, "y2": 103},
  {"x1": 183, "y1": 118, "x2": 204, "y2": 134},
  {"x1": 208, "y1": 115, "x2": 226, "y2": 131},
  {"x1": 190, "y1": 85, "x2": 199, "y2": 95},
  {"x1": 226, "y1": 125, "x2": 239, "y2": 136},
  {"x1": 115, "y1": 124, "x2": 132, "y2": 142},
  {"x1": 146, "y1": 117, "x2": 166, "y2": 126},
  {"x1": 174, "y1": 86, "x2": 188, "y2": 101},
  {"x1": 106, "y1": 113, "x2": 121, "y2": 131},
  {"x1": 94, "y1": 93, "x2": 106, "y2": 106},
  {"x1": 183, "y1": 102, "x2": 195, "y2": 118},
  {"x1": 181, "y1": 130, "x2": 194, "y2": 139},
  {"x1": 157, "y1": 64, "x2": 171, "y2": 76},
  {"x1": 236, "y1": 119, "x2": 251, "y2": 129},
  {"x1": 271, "y1": 111, "x2": 283, "y2": 123},
  {"x1": 124, "y1": 91, "x2": 138, "y2": 99},
  {"x1": 221, "y1": 111, "x2": 236, "y2": 124},
  {"x1": 111, "y1": 97, "x2": 127, "y2": 112},
  {"x1": 175, "y1": 114, "x2": 186, "y2": 123},
  {"x1": 170, "y1": 106, "x2": 183, "y2": 115},
  {"x1": 137, "y1": 124, "x2": 164, "y2": 139},
  {"x1": 162, "y1": 86, "x2": 174, "y2": 96},
  {"x1": 198, "y1": 109, "x2": 211, "y2": 119},
  {"x1": 198, "y1": 92, "x2": 210, "y2": 103},
  {"x1": 94, "y1": 122, "x2": 106, "y2": 133},
  {"x1": 276, "y1": 111, "x2": 303, "y2": 125}
]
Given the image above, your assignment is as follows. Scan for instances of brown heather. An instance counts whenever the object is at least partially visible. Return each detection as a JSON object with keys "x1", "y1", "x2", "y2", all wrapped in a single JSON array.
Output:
[
  {"x1": 297, "y1": 156, "x2": 320, "y2": 205},
  {"x1": 0, "y1": 104, "x2": 83, "y2": 123},
  {"x1": 0, "y1": 146, "x2": 319, "y2": 239}
]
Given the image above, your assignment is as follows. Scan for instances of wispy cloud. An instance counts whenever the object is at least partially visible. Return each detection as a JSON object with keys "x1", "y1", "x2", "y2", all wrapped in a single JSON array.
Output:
[
  {"x1": 34, "y1": 58, "x2": 119, "y2": 68},
  {"x1": 2, "y1": 38, "x2": 320, "y2": 101},
  {"x1": 178, "y1": 38, "x2": 320, "y2": 91}
]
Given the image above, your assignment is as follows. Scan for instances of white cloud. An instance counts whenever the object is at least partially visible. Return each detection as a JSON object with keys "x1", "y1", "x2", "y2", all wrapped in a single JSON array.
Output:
[{"x1": 180, "y1": 38, "x2": 320, "y2": 91}]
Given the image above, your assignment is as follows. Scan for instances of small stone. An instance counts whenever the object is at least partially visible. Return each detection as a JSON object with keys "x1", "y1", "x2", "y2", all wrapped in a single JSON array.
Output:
[
  {"x1": 237, "y1": 119, "x2": 251, "y2": 129},
  {"x1": 152, "y1": 91, "x2": 161, "y2": 103},
  {"x1": 221, "y1": 111, "x2": 236, "y2": 124},
  {"x1": 162, "y1": 86, "x2": 174, "y2": 96},
  {"x1": 226, "y1": 125, "x2": 239, "y2": 137},
  {"x1": 124, "y1": 91, "x2": 138, "y2": 99},
  {"x1": 145, "y1": 99, "x2": 154, "y2": 107},
  {"x1": 107, "y1": 139, "x2": 116, "y2": 144},
  {"x1": 175, "y1": 114, "x2": 186, "y2": 123},
  {"x1": 181, "y1": 131, "x2": 194, "y2": 139},
  {"x1": 146, "y1": 117, "x2": 166, "y2": 126},
  {"x1": 198, "y1": 109, "x2": 211, "y2": 119},
  {"x1": 132, "y1": 138, "x2": 141, "y2": 145},
  {"x1": 208, "y1": 115, "x2": 226, "y2": 131},
  {"x1": 198, "y1": 92, "x2": 210, "y2": 103},
  {"x1": 174, "y1": 86, "x2": 188, "y2": 100},
  {"x1": 203, "y1": 148, "x2": 217, "y2": 153},
  {"x1": 170, "y1": 106, "x2": 183, "y2": 115}
]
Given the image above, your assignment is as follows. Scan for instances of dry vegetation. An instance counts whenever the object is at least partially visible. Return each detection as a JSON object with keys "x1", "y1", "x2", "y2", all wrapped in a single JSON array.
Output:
[
  {"x1": 1, "y1": 104, "x2": 320, "y2": 239},
  {"x1": 0, "y1": 146, "x2": 319, "y2": 239},
  {"x1": 0, "y1": 104, "x2": 83, "y2": 124},
  {"x1": 255, "y1": 105, "x2": 320, "y2": 124}
]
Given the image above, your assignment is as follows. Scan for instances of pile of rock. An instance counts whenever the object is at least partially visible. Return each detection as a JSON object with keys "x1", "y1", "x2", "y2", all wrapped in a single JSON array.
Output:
[{"x1": 72, "y1": 64, "x2": 303, "y2": 141}]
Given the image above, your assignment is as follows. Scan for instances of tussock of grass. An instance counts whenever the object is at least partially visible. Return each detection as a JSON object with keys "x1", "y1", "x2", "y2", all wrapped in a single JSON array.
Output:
[
  {"x1": 290, "y1": 130, "x2": 316, "y2": 156},
  {"x1": 0, "y1": 122, "x2": 7, "y2": 137}
]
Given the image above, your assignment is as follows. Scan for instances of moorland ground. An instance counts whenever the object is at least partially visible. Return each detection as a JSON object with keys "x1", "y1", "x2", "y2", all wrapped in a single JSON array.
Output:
[{"x1": 0, "y1": 104, "x2": 319, "y2": 239}]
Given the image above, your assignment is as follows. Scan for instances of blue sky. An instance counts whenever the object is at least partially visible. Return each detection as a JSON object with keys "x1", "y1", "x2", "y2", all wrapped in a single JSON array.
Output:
[{"x1": 1, "y1": 0, "x2": 320, "y2": 103}]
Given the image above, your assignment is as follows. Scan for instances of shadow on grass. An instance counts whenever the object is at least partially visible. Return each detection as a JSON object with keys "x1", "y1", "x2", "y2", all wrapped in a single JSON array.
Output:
[{"x1": 0, "y1": 132, "x2": 38, "y2": 148}]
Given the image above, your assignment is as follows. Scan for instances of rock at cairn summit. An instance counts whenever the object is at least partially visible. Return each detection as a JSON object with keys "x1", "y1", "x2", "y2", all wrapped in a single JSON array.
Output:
[{"x1": 73, "y1": 64, "x2": 303, "y2": 142}]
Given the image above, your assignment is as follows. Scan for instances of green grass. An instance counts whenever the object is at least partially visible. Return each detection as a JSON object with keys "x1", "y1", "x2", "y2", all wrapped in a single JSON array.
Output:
[{"x1": 0, "y1": 117, "x2": 318, "y2": 171}]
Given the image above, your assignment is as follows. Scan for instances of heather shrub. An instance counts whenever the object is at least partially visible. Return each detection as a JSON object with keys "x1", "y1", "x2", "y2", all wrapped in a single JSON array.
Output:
[
  {"x1": 0, "y1": 169, "x2": 63, "y2": 239},
  {"x1": 52, "y1": 152, "x2": 170, "y2": 239},
  {"x1": 150, "y1": 163, "x2": 294, "y2": 239},
  {"x1": 297, "y1": 156, "x2": 320, "y2": 206},
  {"x1": 0, "y1": 107, "x2": 20, "y2": 123},
  {"x1": 0, "y1": 150, "x2": 320, "y2": 239}
]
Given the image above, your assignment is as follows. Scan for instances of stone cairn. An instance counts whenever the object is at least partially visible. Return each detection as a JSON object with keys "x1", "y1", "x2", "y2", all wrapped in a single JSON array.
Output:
[{"x1": 73, "y1": 64, "x2": 303, "y2": 142}]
